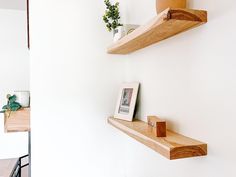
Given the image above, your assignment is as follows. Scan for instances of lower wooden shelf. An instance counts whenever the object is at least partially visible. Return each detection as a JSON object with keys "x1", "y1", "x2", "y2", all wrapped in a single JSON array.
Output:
[
  {"x1": 108, "y1": 117, "x2": 207, "y2": 160},
  {"x1": 4, "y1": 108, "x2": 30, "y2": 133}
]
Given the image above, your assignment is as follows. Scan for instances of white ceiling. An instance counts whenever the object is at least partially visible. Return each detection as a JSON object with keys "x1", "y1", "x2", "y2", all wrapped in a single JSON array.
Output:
[{"x1": 0, "y1": 0, "x2": 26, "y2": 10}]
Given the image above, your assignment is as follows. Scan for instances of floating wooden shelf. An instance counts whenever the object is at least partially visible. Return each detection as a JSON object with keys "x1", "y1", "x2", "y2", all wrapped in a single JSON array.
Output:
[
  {"x1": 4, "y1": 108, "x2": 30, "y2": 133},
  {"x1": 108, "y1": 117, "x2": 207, "y2": 160},
  {"x1": 107, "y1": 8, "x2": 207, "y2": 54}
]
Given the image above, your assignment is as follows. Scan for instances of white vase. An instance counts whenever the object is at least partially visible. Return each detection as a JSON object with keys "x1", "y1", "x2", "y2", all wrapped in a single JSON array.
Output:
[
  {"x1": 113, "y1": 27, "x2": 123, "y2": 42},
  {"x1": 14, "y1": 91, "x2": 30, "y2": 108}
]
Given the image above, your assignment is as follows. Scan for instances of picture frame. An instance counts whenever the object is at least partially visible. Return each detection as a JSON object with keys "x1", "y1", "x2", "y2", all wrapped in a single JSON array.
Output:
[{"x1": 114, "y1": 82, "x2": 139, "y2": 121}]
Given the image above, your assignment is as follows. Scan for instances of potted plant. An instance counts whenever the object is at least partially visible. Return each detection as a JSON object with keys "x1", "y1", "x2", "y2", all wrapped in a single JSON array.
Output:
[
  {"x1": 103, "y1": 0, "x2": 123, "y2": 41},
  {"x1": 0, "y1": 94, "x2": 22, "y2": 118}
]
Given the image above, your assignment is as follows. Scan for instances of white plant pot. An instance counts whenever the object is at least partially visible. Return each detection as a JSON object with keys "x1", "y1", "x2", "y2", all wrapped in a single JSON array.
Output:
[
  {"x1": 113, "y1": 27, "x2": 123, "y2": 42},
  {"x1": 14, "y1": 91, "x2": 30, "y2": 108}
]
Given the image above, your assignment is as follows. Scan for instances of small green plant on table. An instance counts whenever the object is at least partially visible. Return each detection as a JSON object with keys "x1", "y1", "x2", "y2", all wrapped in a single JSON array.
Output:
[{"x1": 0, "y1": 94, "x2": 22, "y2": 118}]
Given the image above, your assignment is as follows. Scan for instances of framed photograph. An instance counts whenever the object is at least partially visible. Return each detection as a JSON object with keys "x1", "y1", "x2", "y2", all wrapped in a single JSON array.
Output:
[{"x1": 114, "y1": 82, "x2": 139, "y2": 121}]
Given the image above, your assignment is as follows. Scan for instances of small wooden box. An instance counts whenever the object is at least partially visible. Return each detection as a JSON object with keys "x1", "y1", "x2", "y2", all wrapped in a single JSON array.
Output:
[
  {"x1": 148, "y1": 116, "x2": 166, "y2": 137},
  {"x1": 4, "y1": 108, "x2": 30, "y2": 132}
]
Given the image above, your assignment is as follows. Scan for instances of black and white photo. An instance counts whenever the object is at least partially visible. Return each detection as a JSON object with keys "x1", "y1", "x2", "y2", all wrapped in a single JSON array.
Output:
[{"x1": 114, "y1": 82, "x2": 139, "y2": 121}]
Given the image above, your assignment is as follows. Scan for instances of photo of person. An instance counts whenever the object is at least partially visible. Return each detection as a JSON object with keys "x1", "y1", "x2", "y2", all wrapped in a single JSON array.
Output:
[
  {"x1": 114, "y1": 82, "x2": 139, "y2": 121},
  {"x1": 119, "y1": 88, "x2": 133, "y2": 114}
]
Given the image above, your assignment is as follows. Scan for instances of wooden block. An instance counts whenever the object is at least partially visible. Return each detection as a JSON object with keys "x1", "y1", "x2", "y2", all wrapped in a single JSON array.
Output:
[
  {"x1": 148, "y1": 116, "x2": 166, "y2": 137},
  {"x1": 157, "y1": 121, "x2": 166, "y2": 137}
]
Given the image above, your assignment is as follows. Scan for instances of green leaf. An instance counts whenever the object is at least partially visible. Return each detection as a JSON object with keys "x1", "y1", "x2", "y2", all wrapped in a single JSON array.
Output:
[
  {"x1": 9, "y1": 102, "x2": 21, "y2": 111},
  {"x1": 9, "y1": 95, "x2": 17, "y2": 103},
  {"x1": 11, "y1": 106, "x2": 21, "y2": 111},
  {"x1": 103, "y1": 0, "x2": 122, "y2": 32},
  {"x1": 2, "y1": 105, "x2": 9, "y2": 110}
]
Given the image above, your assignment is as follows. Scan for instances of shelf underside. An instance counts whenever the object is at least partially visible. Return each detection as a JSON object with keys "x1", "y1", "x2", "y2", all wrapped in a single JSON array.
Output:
[
  {"x1": 108, "y1": 117, "x2": 207, "y2": 160},
  {"x1": 107, "y1": 8, "x2": 207, "y2": 54}
]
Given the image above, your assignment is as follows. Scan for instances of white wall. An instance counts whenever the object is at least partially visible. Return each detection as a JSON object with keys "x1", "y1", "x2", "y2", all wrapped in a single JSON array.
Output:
[
  {"x1": 30, "y1": 1, "x2": 126, "y2": 177},
  {"x1": 122, "y1": 0, "x2": 236, "y2": 177},
  {"x1": 31, "y1": 0, "x2": 236, "y2": 177},
  {"x1": 0, "y1": 9, "x2": 29, "y2": 159}
]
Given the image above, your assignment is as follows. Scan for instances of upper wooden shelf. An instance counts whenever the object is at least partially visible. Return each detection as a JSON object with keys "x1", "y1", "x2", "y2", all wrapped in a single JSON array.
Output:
[
  {"x1": 108, "y1": 117, "x2": 207, "y2": 160},
  {"x1": 107, "y1": 8, "x2": 207, "y2": 54},
  {"x1": 4, "y1": 108, "x2": 30, "y2": 133}
]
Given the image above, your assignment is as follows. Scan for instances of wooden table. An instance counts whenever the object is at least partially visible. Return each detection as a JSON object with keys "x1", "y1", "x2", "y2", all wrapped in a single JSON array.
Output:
[
  {"x1": 4, "y1": 108, "x2": 30, "y2": 133},
  {"x1": 0, "y1": 158, "x2": 18, "y2": 177},
  {"x1": 3, "y1": 108, "x2": 31, "y2": 177}
]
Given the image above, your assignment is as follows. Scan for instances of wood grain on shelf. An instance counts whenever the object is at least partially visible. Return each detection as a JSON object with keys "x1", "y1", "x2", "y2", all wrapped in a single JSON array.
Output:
[
  {"x1": 0, "y1": 158, "x2": 18, "y2": 177},
  {"x1": 4, "y1": 108, "x2": 30, "y2": 133},
  {"x1": 108, "y1": 117, "x2": 207, "y2": 160},
  {"x1": 107, "y1": 8, "x2": 207, "y2": 54}
]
